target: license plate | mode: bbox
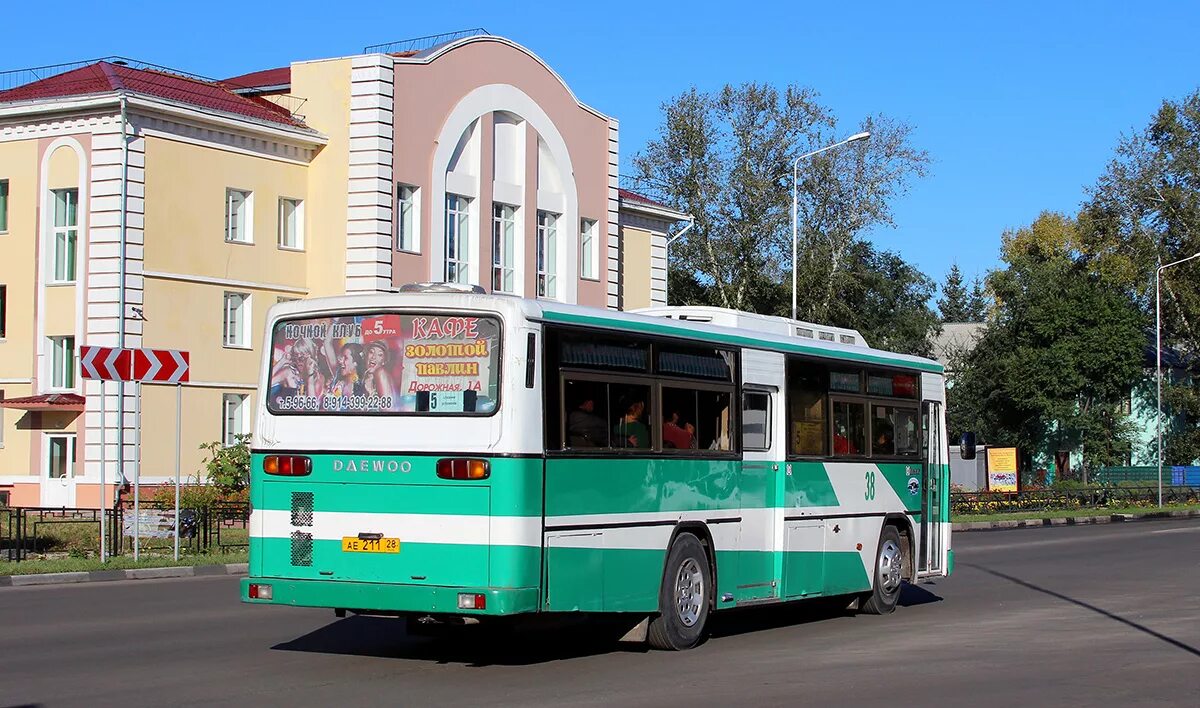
[341,536,400,553]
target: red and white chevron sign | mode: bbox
[79,346,132,381]
[79,346,189,382]
[132,348,190,383]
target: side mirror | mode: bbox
[960,432,977,460]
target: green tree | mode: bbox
[967,276,989,321]
[949,213,1146,471]
[1080,89,1200,463]
[937,264,970,322]
[827,242,941,357]
[634,82,936,353]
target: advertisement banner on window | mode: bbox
[987,447,1019,493]
[268,313,500,414]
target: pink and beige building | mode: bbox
[0,33,687,508]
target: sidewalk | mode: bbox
[0,562,247,588]
[952,508,1200,531]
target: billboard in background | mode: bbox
[987,447,1019,492]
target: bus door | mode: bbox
[739,350,786,603]
[919,400,945,575]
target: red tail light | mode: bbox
[264,455,312,476]
[436,458,490,480]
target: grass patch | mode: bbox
[954,502,1200,523]
[0,551,248,576]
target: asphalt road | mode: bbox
[2,519,1198,708]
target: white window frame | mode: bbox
[225,188,253,244]
[277,197,304,251]
[222,393,249,447]
[537,210,559,299]
[396,184,420,253]
[444,194,472,284]
[50,188,78,284]
[48,335,76,390]
[580,218,599,280]
[0,284,6,340]
[492,203,517,294]
[222,292,251,349]
[45,434,77,479]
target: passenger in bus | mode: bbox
[614,397,651,449]
[567,396,608,447]
[662,410,695,449]
[834,423,859,455]
[363,340,396,401]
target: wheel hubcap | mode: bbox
[878,540,903,595]
[674,558,705,627]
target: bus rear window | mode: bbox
[267,313,501,415]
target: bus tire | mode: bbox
[647,533,711,650]
[861,524,904,615]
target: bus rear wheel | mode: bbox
[647,533,711,650]
[860,525,904,615]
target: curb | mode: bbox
[952,509,1200,532]
[0,562,248,588]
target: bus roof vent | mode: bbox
[396,282,486,294]
[632,305,869,348]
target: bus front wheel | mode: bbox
[647,533,711,650]
[860,525,904,615]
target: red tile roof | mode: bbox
[618,188,674,211]
[0,61,305,128]
[223,66,291,91]
[0,393,85,411]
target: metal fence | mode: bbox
[0,501,249,562]
[951,485,1200,516]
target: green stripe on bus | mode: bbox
[545,546,871,612]
[251,537,541,589]
[251,454,543,515]
[785,461,840,507]
[538,309,944,373]
[545,457,742,516]
[877,462,924,512]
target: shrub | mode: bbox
[199,435,250,494]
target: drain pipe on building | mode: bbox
[663,216,694,305]
[117,92,129,525]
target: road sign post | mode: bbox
[174,384,182,561]
[133,380,141,561]
[79,346,190,563]
[99,380,106,563]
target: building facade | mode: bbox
[0,34,686,508]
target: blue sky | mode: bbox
[5,0,1199,287]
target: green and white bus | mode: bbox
[241,286,952,650]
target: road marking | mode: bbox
[963,523,1200,552]
[1150,526,1200,535]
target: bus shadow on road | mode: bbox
[707,582,943,639]
[272,615,648,667]
[273,583,944,666]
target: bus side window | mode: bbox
[788,361,828,456]
[742,391,771,451]
[610,382,652,450]
[564,379,610,449]
[832,400,866,456]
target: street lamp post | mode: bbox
[791,131,871,321]
[1156,251,1200,507]
[664,216,695,305]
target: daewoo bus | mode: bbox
[241,284,952,650]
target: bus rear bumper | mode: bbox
[240,577,540,616]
